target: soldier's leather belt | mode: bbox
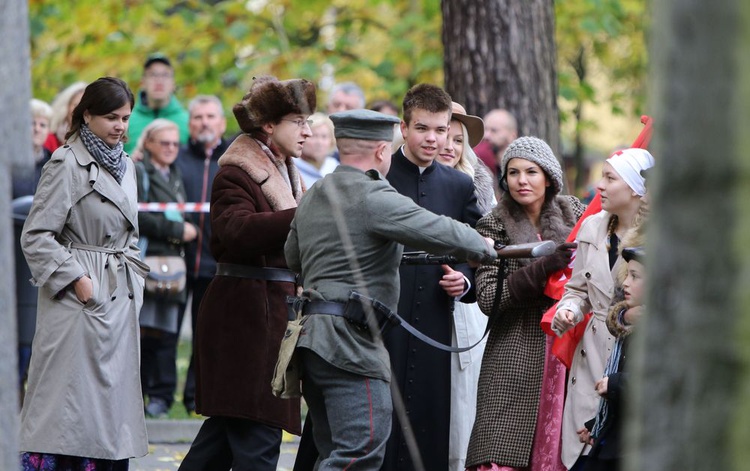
[290,292,487,353]
[216,263,297,283]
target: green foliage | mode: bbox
[28,0,442,134]
[29,0,645,141]
[556,0,649,127]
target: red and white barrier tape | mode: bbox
[138,202,210,213]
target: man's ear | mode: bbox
[262,122,275,135]
[375,142,389,162]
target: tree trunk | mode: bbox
[626,1,749,470]
[441,0,560,156]
[0,0,30,467]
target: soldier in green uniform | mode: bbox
[284,109,498,469]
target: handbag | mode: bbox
[143,255,187,299]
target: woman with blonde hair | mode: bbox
[44,81,87,152]
[552,148,654,471]
[133,118,197,418]
[435,102,495,471]
[294,112,338,188]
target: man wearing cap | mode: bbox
[179,76,314,471]
[125,53,189,154]
[383,83,483,470]
[285,109,497,469]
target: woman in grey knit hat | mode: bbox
[466,136,586,470]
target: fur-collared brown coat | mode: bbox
[193,134,304,434]
[466,194,585,468]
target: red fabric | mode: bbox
[43,133,61,153]
[473,140,498,175]
[540,116,653,368]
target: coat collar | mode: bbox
[217,134,303,211]
[577,210,613,246]
[392,146,437,175]
[66,136,139,231]
[491,194,580,266]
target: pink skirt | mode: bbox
[468,336,567,471]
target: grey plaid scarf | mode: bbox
[79,124,127,184]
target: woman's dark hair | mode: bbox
[66,77,135,142]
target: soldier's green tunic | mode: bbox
[284,165,496,382]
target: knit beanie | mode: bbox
[501,136,564,194]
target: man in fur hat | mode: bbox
[179,76,315,471]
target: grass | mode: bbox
[164,337,196,420]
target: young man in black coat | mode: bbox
[382,84,483,471]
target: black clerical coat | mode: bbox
[382,148,482,470]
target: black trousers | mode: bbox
[142,276,211,406]
[178,417,282,471]
[293,413,318,471]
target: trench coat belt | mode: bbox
[215,263,297,283]
[67,242,150,296]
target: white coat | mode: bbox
[449,301,488,471]
[20,137,149,460]
[556,211,619,468]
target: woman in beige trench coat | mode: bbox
[552,148,655,471]
[20,77,149,471]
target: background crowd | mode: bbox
[13,52,653,471]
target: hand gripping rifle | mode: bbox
[401,240,556,265]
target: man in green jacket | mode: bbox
[125,53,189,154]
[284,109,497,469]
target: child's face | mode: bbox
[623,260,645,307]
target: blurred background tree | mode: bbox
[29,0,647,193]
[556,0,648,193]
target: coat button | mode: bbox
[128,293,134,299]
[585,272,591,279]
[580,349,586,357]
[105,233,112,238]
[101,197,107,202]
[420,191,426,196]
[571,376,576,384]
[105,263,109,269]
[111,296,116,301]
[592,324,597,333]
[418,286,423,291]
[63,145,70,148]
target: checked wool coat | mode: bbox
[466,194,584,468]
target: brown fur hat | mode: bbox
[233,75,317,133]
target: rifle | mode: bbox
[401,240,556,265]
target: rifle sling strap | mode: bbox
[295,292,487,353]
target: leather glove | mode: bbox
[540,242,577,274]
[506,242,577,301]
